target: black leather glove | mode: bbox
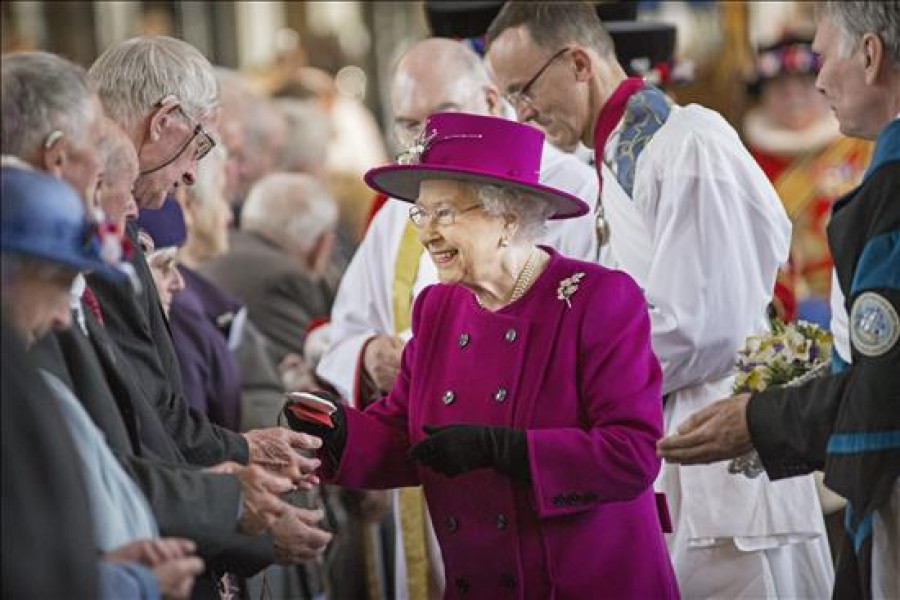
[408,424,530,482]
[282,391,347,467]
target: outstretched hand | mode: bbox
[656,393,754,464]
[244,427,322,489]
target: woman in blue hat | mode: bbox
[1,166,204,600]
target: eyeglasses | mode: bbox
[140,102,216,176]
[503,47,570,109]
[409,203,483,228]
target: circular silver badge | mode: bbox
[850,292,900,357]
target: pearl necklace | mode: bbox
[477,247,544,308]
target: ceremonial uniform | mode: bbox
[748,118,900,599]
[325,250,678,600]
[595,77,833,597]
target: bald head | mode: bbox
[391,38,500,149]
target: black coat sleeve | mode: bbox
[88,239,248,466]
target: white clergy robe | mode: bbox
[600,99,833,598]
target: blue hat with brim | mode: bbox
[1,167,127,281]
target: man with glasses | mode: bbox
[486,3,833,598]
[315,37,600,600]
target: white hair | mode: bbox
[271,99,331,174]
[1,52,95,158]
[475,183,552,242]
[88,36,219,129]
[820,1,900,65]
[241,172,338,253]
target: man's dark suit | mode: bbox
[87,224,248,466]
[201,230,330,365]
[1,317,97,600]
[31,301,276,596]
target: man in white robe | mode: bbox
[486,3,833,597]
[314,37,600,600]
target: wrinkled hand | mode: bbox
[271,506,333,564]
[233,465,294,535]
[363,335,404,393]
[409,424,527,479]
[657,393,754,464]
[105,538,196,567]
[244,427,322,489]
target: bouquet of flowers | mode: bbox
[728,319,833,478]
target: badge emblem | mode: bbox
[850,292,899,357]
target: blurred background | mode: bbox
[1,1,817,137]
[5,0,861,326]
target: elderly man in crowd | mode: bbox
[85,35,314,471]
[659,3,900,598]
[2,48,333,597]
[201,172,338,374]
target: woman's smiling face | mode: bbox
[415,179,506,289]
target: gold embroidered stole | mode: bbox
[393,221,430,600]
[363,220,430,599]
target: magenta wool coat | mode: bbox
[324,248,679,599]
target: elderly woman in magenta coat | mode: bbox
[286,112,678,599]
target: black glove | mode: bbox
[282,391,347,466]
[408,424,530,482]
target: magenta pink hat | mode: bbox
[364,112,589,220]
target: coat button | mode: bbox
[458,333,470,348]
[496,514,507,530]
[504,328,517,342]
[445,516,459,532]
[442,390,455,405]
[494,387,508,403]
[455,577,470,595]
[501,574,517,589]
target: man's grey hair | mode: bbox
[820,1,900,65]
[271,99,331,174]
[241,172,338,254]
[1,52,95,159]
[475,183,552,242]
[393,38,493,89]
[486,1,615,59]
[88,36,219,129]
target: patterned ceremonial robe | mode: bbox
[323,249,679,600]
[744,108,872,322]
[593,77,833,598]
[315,141,601,599]
[749,118,900,599]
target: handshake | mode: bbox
[204,425,334,564]
[281,391,530,482]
